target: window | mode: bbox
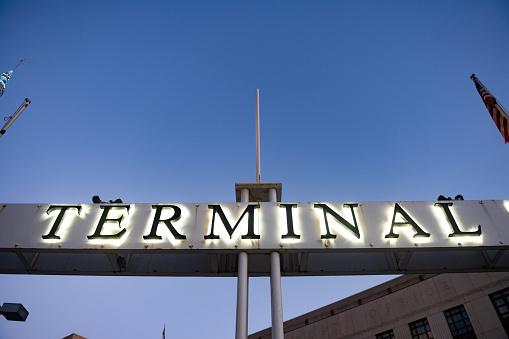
[444,305,476,339]
[376,329,395,339]
[489,287,509,335]
[409,318,433,339]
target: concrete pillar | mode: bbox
[236,251,249,339]
[241,188,249,203]
[236,188,250,339]
[268,186,283,338]
[270,251,284,339]
[268,188,277,203]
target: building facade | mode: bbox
[249,272,509,339]
[62,333,87,339]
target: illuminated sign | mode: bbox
[1,200,508,251]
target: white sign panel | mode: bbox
[1,200,508,251]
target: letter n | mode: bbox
[314,204,360,239]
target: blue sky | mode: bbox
[1,1,508,338]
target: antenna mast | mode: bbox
[256,89,261,183]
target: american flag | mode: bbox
[162,325,165,339]
[471,74,509,143]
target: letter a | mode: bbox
[385,203,430,239]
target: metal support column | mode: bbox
[241,188,249,204]
[268,188,276,203]
[269,186,284,339]
[236,188,250,339]
[236,251,249,339]
[270,251,284,339]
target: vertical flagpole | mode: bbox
[235,90,261,339]
[256,89,261,183]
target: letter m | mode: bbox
[204,204,260,239]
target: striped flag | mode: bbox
[471,74,509,143]
[0,60,24,98]
[162,324,165,339]
[0,70,13,98]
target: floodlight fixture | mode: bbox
[0,303,29,321]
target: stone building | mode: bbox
[249,272,509,339]
[62,333,87,339]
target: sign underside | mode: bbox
[0,200,508,276]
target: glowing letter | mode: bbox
[42,205,82,240]
[385,203,430,238]
[280,204,300,239]
[144,205,186,240]
[204,204,260,239]
[87,205,129,240]
[434,202,482,237]
[313,204,360,239]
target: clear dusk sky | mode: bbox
[1,1,508,338]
